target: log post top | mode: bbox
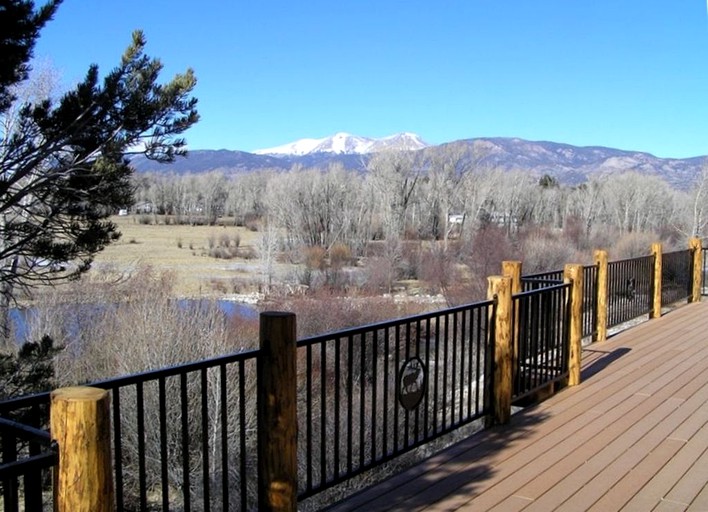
[51,387,108,402]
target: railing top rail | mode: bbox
[521,270,563,280]
[513,282,570,300]
[662,249,691,257]
[86,346,260,390]
[0,451,58,480]
[298,298,494,348]
[0,346,260,414]
[0,391,50,413]
[0,417,52,443]
[520,277,564,285]
[607,254,655,265]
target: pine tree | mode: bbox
[0,334,58,402]
[0,1,199,339]
[0,0,60,112]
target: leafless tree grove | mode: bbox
[131,149,703,305]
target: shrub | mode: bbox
[611,231,657,259]
[519,228,578,273]
[419,243,457,294]
[304,246,326,272]
[329,243,351,268]
[244,215,260,232]
[237,247,257,260]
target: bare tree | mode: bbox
[258,218,279,294]
[368,150,422,239]
[420,143,472,246]
[683,164,708,239]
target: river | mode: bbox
[8,299,259,344]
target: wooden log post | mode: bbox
[488,276,512,425]
[501,261,522,295]
[593,250,608,343]
[502,261,522,384]
[689,237,703,303]
[651,243,662,318]
[257,312,297,512]
[51,386,114,512]
[564,264,583,387]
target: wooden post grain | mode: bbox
[488,276,512,425]
[501,261,522,295]
[258,312,297,512]
[564,264,583,386]
[51,386,114,512]
[651,243,662,318]
[689,237,703,303]
[593,250,608,343]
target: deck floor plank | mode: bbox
[569,380,708,511]
[526,370,708,511]
[328,302,708,512]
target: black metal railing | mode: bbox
[522,267,596,340]
[662,250,692,306]
[512,283,570,401]
[0,350,260,512]
[702,247,707,296]
[582,265,598,339]
[607,255,654,328]
[0,417,57,512]
[521,270,564,291]
[296,300,494,499]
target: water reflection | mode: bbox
[9,299,258,344]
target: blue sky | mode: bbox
[33,1,708,157]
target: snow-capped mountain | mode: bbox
[254,132,428,156]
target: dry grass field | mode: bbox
[88,215,270,297]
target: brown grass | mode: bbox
[88,215,265,297]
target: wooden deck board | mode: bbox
[329,301,708,512]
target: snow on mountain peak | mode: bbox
[254,132,427,156]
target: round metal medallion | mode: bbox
[398,357,426,411]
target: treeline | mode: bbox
[133,149,708,302]
[135,151,704,242]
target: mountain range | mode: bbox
[131,133,708,190]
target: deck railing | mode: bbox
[582,264,598,338]
[512,282,570,401]
[0,351,259,511]
[607,255,654,328]
[702,247,708,295]
[296,300,494,499]
[0,417,56,512]
[661,250,693,306]
[0,238,704,511]
[521,266,596,340]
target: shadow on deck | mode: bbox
[329,301,708,511]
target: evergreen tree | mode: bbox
[0,1,199,338]
[0,334,58,402]
[0,0,59,112]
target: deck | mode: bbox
[329,301,708,511]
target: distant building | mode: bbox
[447,213,465,238]
[132,201,154,214]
